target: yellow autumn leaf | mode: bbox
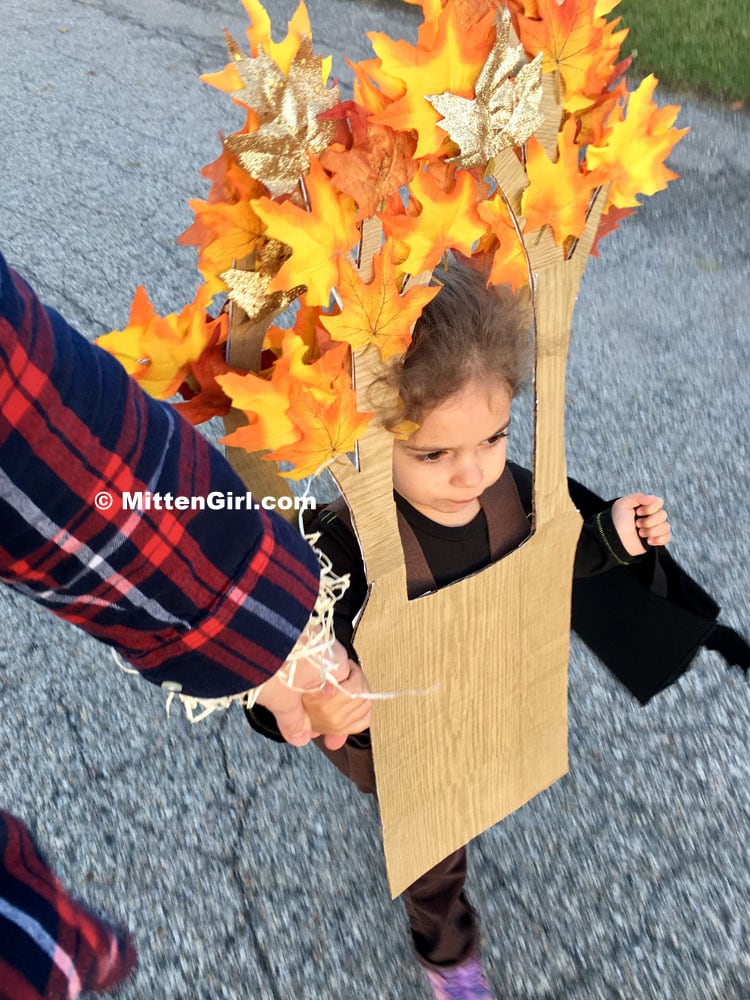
[269,372,371,479]
[252,153,359,305]
[381,166,489,275]
[320,242,439,360]
[520,116,599,244]
[585,75,688,208]
[97,286,226,399]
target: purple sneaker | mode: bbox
[424,957,496,1000]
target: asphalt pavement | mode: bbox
[1,0,749,997]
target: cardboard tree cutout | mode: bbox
[97,0,687,896]
[328,181,609,895]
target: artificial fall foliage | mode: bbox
[97,0,687,479]
[97,285,228,399]
[381,165,490,274]
[520,116,600,244]
[223,35,339,199]
[252,154,360,306]
[174,339,233,424]
[585,75,688,208]
[425,11,544,168]
[476,194,529,290]
[218,333,369,479]
[320,242,440,360]
[511,0,630,116]
[360,2,497,158]
[319,102,418,221]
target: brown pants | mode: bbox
[315,735,480,968]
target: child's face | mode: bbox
[392,378,512,527]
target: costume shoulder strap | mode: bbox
[316,496,436,599]
[481,466,531,561]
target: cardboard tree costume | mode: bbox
[98,0,749,895]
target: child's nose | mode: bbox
[451,455,483,488]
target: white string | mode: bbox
[111,648,138,674]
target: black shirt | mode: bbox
[393,493,494,589]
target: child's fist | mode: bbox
[612,493,672,557]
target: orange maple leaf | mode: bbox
[219,329,370,478]
[575,77,628,147]
[589,203,635,257]
[520,116,599,244]
[178,148,266,294]
[380,166,489,274]
[182,197,266,295]
[274,331,344,407]
[582,13,629,100]
[319,102,418,220]
[268,369,371,479]
[350,56,392,117]
[585,75,688,208]
[404,0,497,47]
[96,285,156,380]
[364,2,496,158]
[219,378,298,454]
[320,242,439,360]
[252,153,359,306]
[200,59,244,97]
[514,0,623,114]
[200,143,261,206]
[476,195,529,290]
[263,298,324,361]
[97,286,227,400]
[202,0,316,92]
[218,329,340,444]
[241,0,313,73]
[409,0,442,48]
[217,361,298,455]
[174,338,234,424]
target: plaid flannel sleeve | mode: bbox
[0,811,136,1000]
[0,252,320,698]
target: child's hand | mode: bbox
[611,493,672,556]
[304,660,372,751]
[254,635,352,746]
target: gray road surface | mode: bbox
[1,0,749,997]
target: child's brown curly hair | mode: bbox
[371,258,533,432]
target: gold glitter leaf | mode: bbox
[225,35,340,198]
[222,268,305,322]
[426,10,544,169]
[223,32,286,123]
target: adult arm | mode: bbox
[245,503,370,744]
[0,250,323,702]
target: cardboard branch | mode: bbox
[223,255,297,520]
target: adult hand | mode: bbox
[254,632,350,746]
[612,493,672,556]
[303,660,372,752]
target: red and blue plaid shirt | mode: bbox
[0,251,320,698]
[0,251,321,997]
[0,811,136,999]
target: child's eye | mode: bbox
[415,450,446,463]
[484,430,509,447]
